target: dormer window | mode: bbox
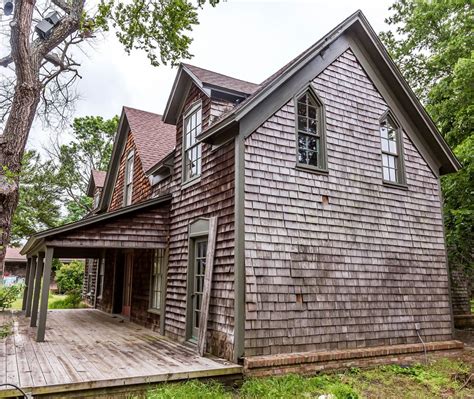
[183,102,202,183]
[296,87,326,171]
[124,150,134,205]
[380,111,404,184]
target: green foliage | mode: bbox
[0,284,22,311]
[53,115,118,222]
[10,151,62,245]
[55,261,84,294]
[91,0,219,67]
[48,291,86,309]
[0,322,12,339]
[146,380,231,399]
[382,0,473,279]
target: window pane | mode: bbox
[381,138,389,153]
[380,122,388,139]
[383,166,390,181]
[308,151,319,167]
[298,116,307,132]
[389,168,396,182]
[389,139,397,154]
[298,94,308,105]
[308,118,317,134]
[308,106,317,120]
[298,149,307,164]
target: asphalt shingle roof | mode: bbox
[123,107,176,173]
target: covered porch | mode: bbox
[0,309,241,397]
[20,195,171,342]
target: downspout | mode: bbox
[233,133,246,364]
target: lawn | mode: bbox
[10,292,87,310]
[144,357,473,399]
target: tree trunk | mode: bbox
[0,79,41,277]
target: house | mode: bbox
[21,11,461,369]
[3,247,27,285]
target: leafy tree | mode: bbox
[49,115,118,219]
[55,260,84,294]
[0,0,218,272]
[381,1,473,285]
[10,151,62,245]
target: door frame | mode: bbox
[122,252,133,318]
[185,218,210,341]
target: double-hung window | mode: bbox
[296,88,326,171]
[380,112,404,184]
[150,249,165,310]
[183,103,202,183]
[124,150,134,205]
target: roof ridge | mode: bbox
[123,106,163,117]
[182,63,259,87]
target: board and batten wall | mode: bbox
[243,49,453,357]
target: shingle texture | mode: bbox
[243,50,453,356]
[91,170,106,188]
[183,63,259,95]
[123,107,176,173]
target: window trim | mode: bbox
[123,150,134,206]
[97,258,105,300]
[379,109,407,187]
[293,84,328,173]
[181,100,203,185]
[148,248,166,312]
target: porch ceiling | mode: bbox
[21,194,171,256]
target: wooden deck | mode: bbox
[0,309,241,397]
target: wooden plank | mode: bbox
[30,254,44,327]
[25,256,37,317]
[197,216,218,356]
[21,258,31,311]
[37,247,53,342]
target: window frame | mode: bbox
[181,100,203,186]
[123,150,134,206]
[294,85,328,174]
[379,110,406,187]
[97,258,105,300]
[148,248,166,313]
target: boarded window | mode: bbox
[124,150,134,205]
[296,89,326,170]
[380,112,404,184]
[183,104,202,183]
[150,249,165,310]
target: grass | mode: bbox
[9,292,87,310]
[144,358,473,399]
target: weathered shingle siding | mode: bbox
[109,131,151,211]
[243,49,452,356]
[164,84,236,360]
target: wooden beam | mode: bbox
[25,256,37,317]
[37,247,53,342]
[30,253,44,327]
[159,246,169,336]
[197,216,218,356]
[21,257,31,311]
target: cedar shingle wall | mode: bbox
[243,50,452,356]
[164,84,236,361]
[131,249,161,330]
[109,131,151,211]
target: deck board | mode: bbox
[0,309,241,397]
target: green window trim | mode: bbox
[294,85,328,172]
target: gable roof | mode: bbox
[182,64,259,95]
[86,170,107,197]
[98,107,176,212]
[123,107,176,173]
[197,10,460,175]
[163,64,259,124]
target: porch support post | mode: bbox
[21,257,32,311]
[30,253,45,327]
[25,255,37,317]
[37,247,53,342]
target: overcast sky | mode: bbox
[26,0,394,151]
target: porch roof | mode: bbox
[21,194,171,257]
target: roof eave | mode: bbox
[21,194,172,256]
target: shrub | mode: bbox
[55,260,84,294]
[0,284,22,310]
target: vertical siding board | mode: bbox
[243,49,452,356]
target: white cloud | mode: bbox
[27,0,393,150]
